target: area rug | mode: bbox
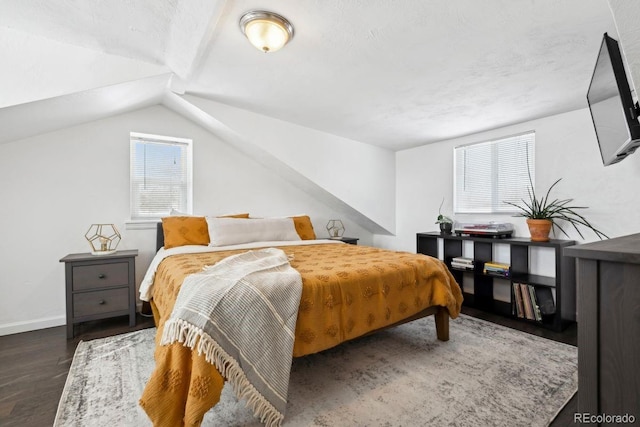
[54,315,577,426]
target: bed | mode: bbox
[139,216,463,427]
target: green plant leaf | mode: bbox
[502,174,608,239]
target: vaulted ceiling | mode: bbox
[0,0,618,150]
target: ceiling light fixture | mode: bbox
[240,10,294,53]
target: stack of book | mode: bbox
[483,261,510,277]
[450,257,474,270]
[513,283,556,322]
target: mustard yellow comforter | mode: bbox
[140,243,462,426]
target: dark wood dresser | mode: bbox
[565,234,640,421]
[60,250,137,338]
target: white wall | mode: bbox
[375,107,640,252]
[0,105,372,335]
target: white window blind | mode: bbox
[130,132,193,220]
[454,132,535,214]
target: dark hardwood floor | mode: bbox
[0,309,577,426]
[0,314,155,427]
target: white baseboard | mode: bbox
[0,315,66,336]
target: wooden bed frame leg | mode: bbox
[435,307,450,341]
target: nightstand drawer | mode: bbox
[72,262,129,290]
[73,288,129,318]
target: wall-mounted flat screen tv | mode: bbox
[587,33,640,166]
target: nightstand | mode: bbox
[330,237,359,245]
[60,250,137,338]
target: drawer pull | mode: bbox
[98,300,106,305]
[98,274,106,279]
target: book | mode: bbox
[513,283,524,318]
[528,285,542,321]
[484,270,510,278]
[484,261,510,269]
[519,283,534,320]
[483,265,510,277]
[483,261,510,277]
[451,262,474,270]
[484,266,508,272]
[484,266,509,273]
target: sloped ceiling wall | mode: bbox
[0,75,170,144]
[162,93,396,234]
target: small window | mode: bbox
[454,132,535,214]
[130,132,193,220]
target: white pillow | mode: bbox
[207,217,301,247]
[170,208,190,216]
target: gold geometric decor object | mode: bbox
[326,219,345,239]
[85,224,121,255]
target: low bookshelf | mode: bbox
[417,232,576,331]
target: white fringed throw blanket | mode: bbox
[161,248,302,427]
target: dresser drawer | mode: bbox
[73,288,129,318]
[72,262,129,290]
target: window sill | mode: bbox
[125,219,160,230]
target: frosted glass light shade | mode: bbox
[240,11,294,53]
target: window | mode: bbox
[454,132,534,214]
[130,132,192,220]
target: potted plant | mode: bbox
[503,178,608,242]
[435,198,454,234]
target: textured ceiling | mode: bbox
[0,0,174,63]
[0,0,618,150]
